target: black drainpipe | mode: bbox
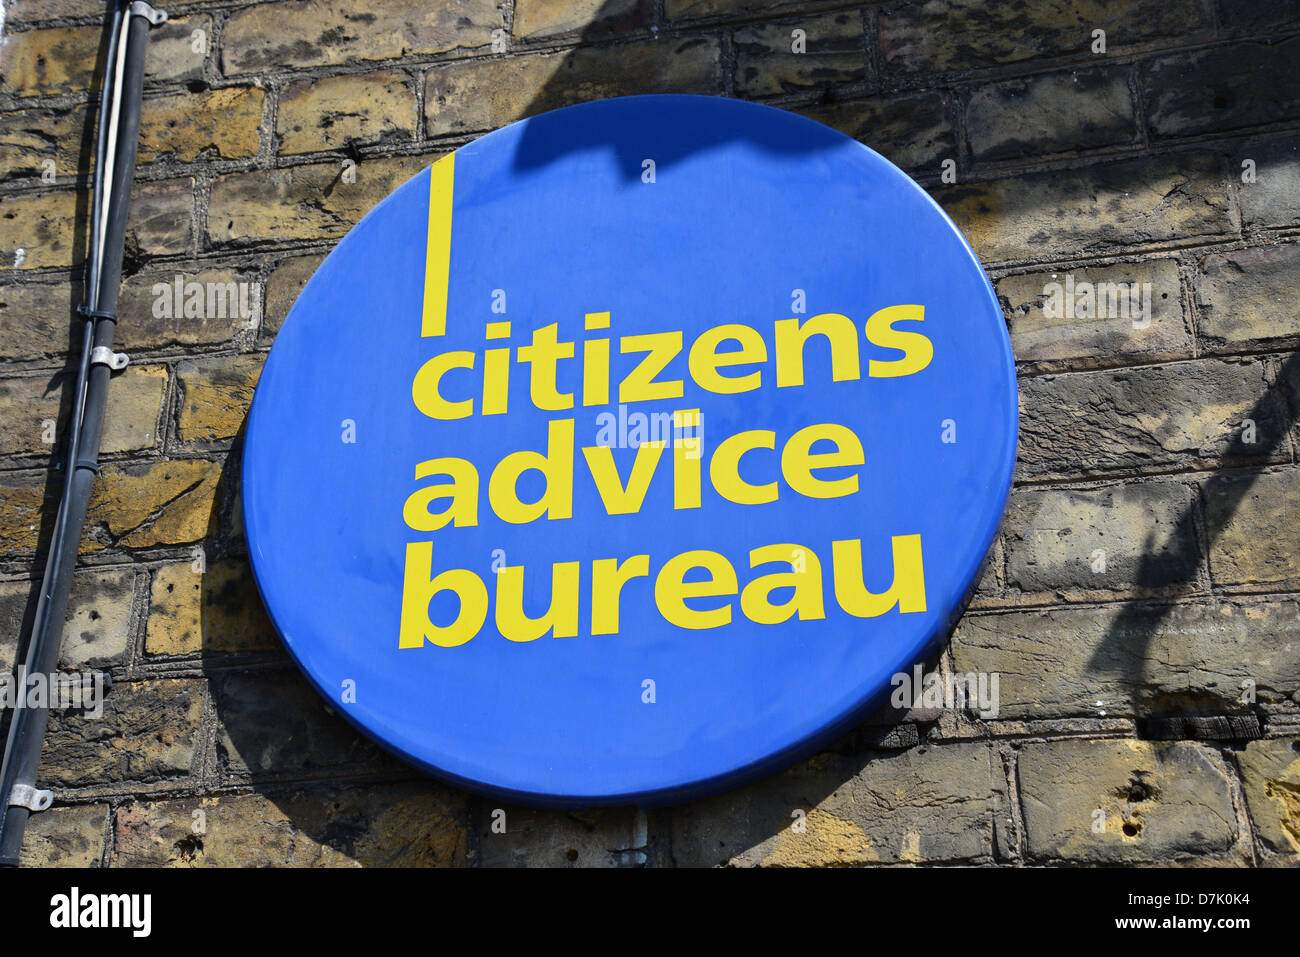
[0,0,167,867]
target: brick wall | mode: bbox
[1,0,1297,867]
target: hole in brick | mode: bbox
[187,80,208,94]
[173,835,204,861]
[1122,822,1139,837]
[1128,779,1155,803]
[565,848,578,862]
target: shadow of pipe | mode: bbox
[1084,351,1300,730]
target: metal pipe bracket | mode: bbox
[90,347,129,371]
[128,1,168,25]
[8,785,53,814]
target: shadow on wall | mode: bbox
[1086,350,1300,724]
[198,431,476,868]
[17,1,1296,865]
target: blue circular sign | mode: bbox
[243,95,1017,806]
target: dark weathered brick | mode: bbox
[119,268,260,352]
[283,784,469,866]
[222,0,502,74]
[937,152,1231,263]
[263,253,325,337]
[1142,714,1261,741]
[671,744,998,865]
[953,599,1300,719]
[1002,480,1201,599]
[0,567,135,672]
[144,15,211,85]
[5,0,105,24]
[1018,739,1241,863]
[20,803,108,867]
[478,806,643,867]
[879,0,1207,74]
[425,38,720,137]
[41,679,205,787]
[0,364,166,457]
[967,66,1137,161]
[799,91,954,171]
[515,0,655,39]
[1284,355,1300,462]
[210,669,391,780]
[0,106,85,184]
[1017,358,1288,479]
[208,156,428,245]
[126,178,196,258]
[0,280,79,360]
[997,260,1187,368]
[1216,0,1300,32]
[1145,39,1300,139]
[113,784,468,866]
[1237,137,1300,229]
[666,0,816,21]
[1197,243,1300,349]
[0,269,261,363]
[733,13,865,97]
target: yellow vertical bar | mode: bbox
[422,153,455,338]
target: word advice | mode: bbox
[399,306,934,647]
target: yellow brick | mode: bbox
[146,559,278,656]
[277,71,412,155]
[176,353,264,444]
[139,87,265,163]
[0,24,100,97]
